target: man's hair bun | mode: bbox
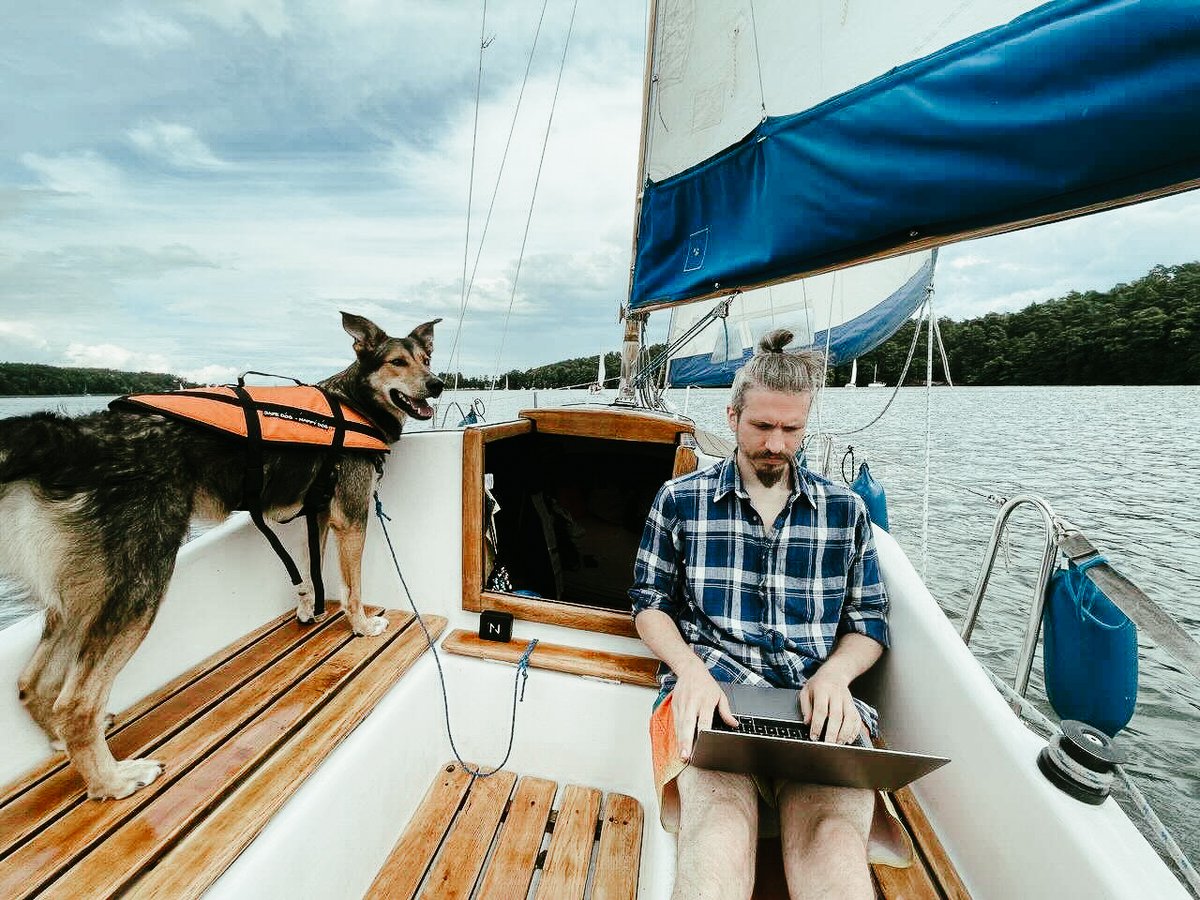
[757,329,794,354]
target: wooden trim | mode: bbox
[520,407,693,443]
[476,419,534,442]
[124,614,445,900]
[477,592,638,638]
[441,630,659,688]
[889,785,971,900]
[672,443,698,478]
[462,426,484,613]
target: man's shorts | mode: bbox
[650,689,913,866]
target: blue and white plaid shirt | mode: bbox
[630,455,889,734]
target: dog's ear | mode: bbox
[341,312,388,354]
[408,318,442,356]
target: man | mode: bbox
[630,330,889,899]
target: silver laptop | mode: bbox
[690,683,950,791]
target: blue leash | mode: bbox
[373,490,536,779]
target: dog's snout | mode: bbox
[427,377,444,398]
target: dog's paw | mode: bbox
[87,758,165,801]
[296,585,316,623]
[103,712,116,732]
[50,737,65,752]
[352,614,389,638]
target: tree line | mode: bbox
[0,363,183,396]
[836,261,1200,386]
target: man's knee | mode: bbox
[678,766,758,820]
[778,783,872,853]
[674,767,758,894]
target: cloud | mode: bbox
[63,342,172,373]
[0,321,49,350]
[20,151,123,199]
[128,121,227,169]
[181,363,239,385]
[94,9,191,52]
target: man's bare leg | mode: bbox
[778,782,874,900]
[673,766,758,900]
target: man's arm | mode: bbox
[635,609,738,759]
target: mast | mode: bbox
[617,0,659,403]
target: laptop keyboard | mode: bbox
[713,715,811,741]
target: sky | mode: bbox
[2,1,1197,385]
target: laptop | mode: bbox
[690,683,950,791]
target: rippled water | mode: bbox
[2,387,1198,867]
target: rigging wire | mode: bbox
[446,0,552,383]
[490,0,581,387]
[747,0,768,118]
[447,0,490,389]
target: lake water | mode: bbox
[2,387,1198,868]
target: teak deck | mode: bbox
[367,761,644,900]
[0,604,445,900]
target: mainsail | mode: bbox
[626,0,1200,317]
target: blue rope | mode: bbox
[373,490,537,779]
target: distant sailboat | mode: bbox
[844,358,858,388]
[589,351,606,394]
[868,364,886,388]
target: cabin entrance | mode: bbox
[462,408,700,636]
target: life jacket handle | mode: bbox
[237,370,307,388]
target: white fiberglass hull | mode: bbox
[0,425,1185,898]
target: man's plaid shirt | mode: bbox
[629,455,889,734]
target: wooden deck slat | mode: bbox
[365,762,476,900]
[125,614,445,900]
[44,612,422,900]
[0,609,346,855]
[0,613,366,900]
[417,769,518,900]
[873,852,944,899]
[592,792,644,900]
[475,776,557,900]
[441,629,660,688]
[0,607,303,806]
[535,784,603,900]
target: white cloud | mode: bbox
[0,321,49,350]
[63,343,172,373]
[20,151,122,199]
[128,121,227,169]
[94,9,191,52]
[181,363,239,385]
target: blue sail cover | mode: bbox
[668,255,933,386]
[630,0,1200,311]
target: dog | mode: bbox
[0,312,442,800]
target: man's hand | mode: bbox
[799,666,863,745]
[672,659,739,760]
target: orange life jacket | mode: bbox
[111,383,390,617]
[113,385,390,452]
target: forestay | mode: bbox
[628,0,1200,313]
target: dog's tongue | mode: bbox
[412,399,434,419]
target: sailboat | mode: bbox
[845,358,859,388]
[2,2,1199,898]
[589,351,606,393]
[868,364,887,388]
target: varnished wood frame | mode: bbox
[461,411,697,638]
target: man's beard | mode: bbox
[748,452,789,487]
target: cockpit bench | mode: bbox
[367,761,644,899]
[0,604,444,899]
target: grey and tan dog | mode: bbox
[0,312,442,800]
